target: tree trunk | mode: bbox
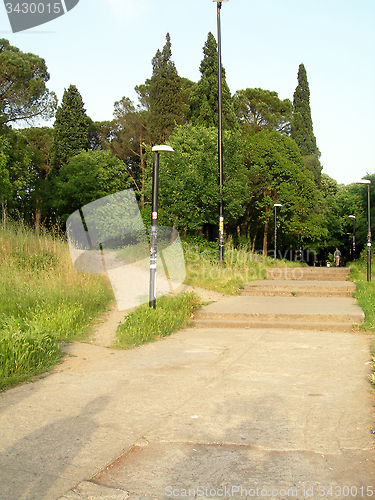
[263,219,268,256]
[1,196,6,227]
[35,208,41,235]
[139,132,145,209]
[251,228,257,253]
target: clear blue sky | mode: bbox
[1,0,374,185]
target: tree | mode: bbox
[187,32,236,130]
[234,88,292,134]
[0,38,57,125]
[54,150,131,224]
[0,126,32,221]
[147,33,185,143]
[110,97,152,207]
[244,130,326,255]
[21,127,53,231]
[87,119,113,151]
[291,63,322,185]
[0,136,12,224]
[50,85,90,174]
[156,125,247,236]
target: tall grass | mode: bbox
[0,220,114,391]
[348,253,375,389]
[183,237,304,294]
[349,251,375,332]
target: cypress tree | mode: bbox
[148,33,185,143]
[187,32,236,130]
[50,84,89,173]
[291,64,318,155]
[291,64,322,184]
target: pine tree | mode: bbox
[148,33,185,143]
[50,85,89,173]
[187,32,236,130]
[291,64,322,184]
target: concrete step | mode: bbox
[266,267,351,281]
[241,290,352,297]
[193,318,355,332]
[191,295,364,332]
[242,280,356,298]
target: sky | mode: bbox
[1,0,374,186]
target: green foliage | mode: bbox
[116,292,201,349]
[187,32,236,130]
[244,129,327,253]
[234,88,292,134]
[291,64,322,185]
[0,38,57,125]
[54,149,131,223]
[20,126,54,227]
[111,96,151,204]
[148,33,185,143]
[0,126,33,219]
[156,125,248,233]
[0,220,114,391]
[291,64,319,156]
[50,85,90,173]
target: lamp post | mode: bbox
[149,145,174,308]
[348,215,356,260]
[213,0,228,263]
[356,179,371,282]
[274,203,282,261]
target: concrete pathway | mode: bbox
[0,274,374,500]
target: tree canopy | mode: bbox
[234,88,292,134]
[50,84,90,173]
[147,33,186,143]
[187,32,236,130]
[0,38,57,125]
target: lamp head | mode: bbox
[274,203,282,207]
[348,215,356,219]
[152,145,175,153]
[356,179,371,184]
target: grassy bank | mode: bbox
[349,257,375,332]
[0,221,114,391]
[348,256,375,388]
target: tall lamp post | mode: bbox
[348,215,356,260]
[356,179,371,282]
[213,0,228,263]
[274,203,282,261]
[149,145,174,308]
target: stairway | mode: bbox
[192,267,364,332]
[265,266,350,281]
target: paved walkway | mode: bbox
[0,273,374,500]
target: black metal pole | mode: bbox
[217,1,224,263]
[149,151,159,307]
[367,183,371,282]
[274,206,277,261]
[353,218,356,260]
